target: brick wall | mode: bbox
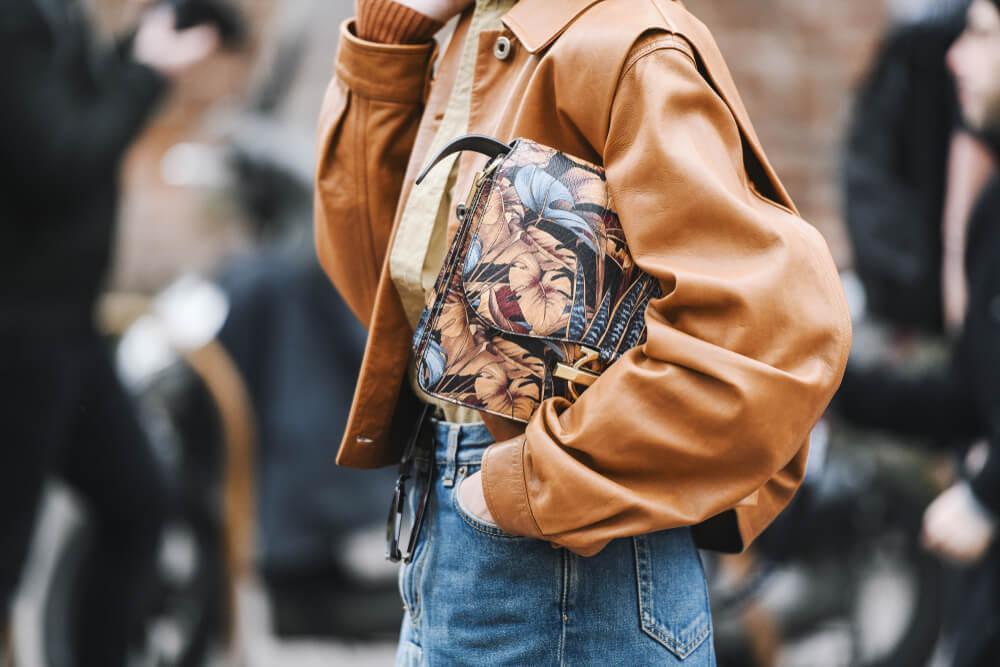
[108,0,893,292]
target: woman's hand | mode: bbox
[134,6,220,79]
[373,0,472,24]
[458,471,497,525]
[922,482,997,565]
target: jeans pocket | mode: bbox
[452,465,530,541]
[634,529,712,660]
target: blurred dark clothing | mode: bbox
[840,162,1000,666]
[950,545,1000,667]
[0,331,170,665]
[0,2,170,663]
[217,247,395,573]
[844,8,966,333]
[838,171,1000,516]
[0,0,166,328]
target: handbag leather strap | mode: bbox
[415,134,513,185]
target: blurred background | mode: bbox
[2,0,998,665]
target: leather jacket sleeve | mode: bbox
[314,20,436,327]
[481,36,852,556]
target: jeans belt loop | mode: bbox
[441,423,461,488]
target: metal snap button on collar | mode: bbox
[493,35,512,61]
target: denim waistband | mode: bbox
[429,419,495,480]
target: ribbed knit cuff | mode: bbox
[356,0,443,44]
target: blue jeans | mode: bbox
[395,420,716,666]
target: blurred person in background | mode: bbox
[845,0,972,335]
[838,0,1000,663]
[0,1,218,664]
[845,0,995,337]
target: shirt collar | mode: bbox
[501,0,604,53]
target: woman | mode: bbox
[314,0,851,663]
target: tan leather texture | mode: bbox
[314,0,852,556]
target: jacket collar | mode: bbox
[501,0,604,53]
[500,0,795,212]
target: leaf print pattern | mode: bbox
[421,339,446,387]
[514,165,598,253]
[568,268,587,340]
[475,364,539,421]
[508,253,572,336]
[413,138,661,423]
[463,236,482,277]
[486,285,530,334]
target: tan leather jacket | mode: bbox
[314,0,852,556]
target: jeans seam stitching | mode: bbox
[407,536,428,625]
[558,548,569,666]
[633,535,711,658]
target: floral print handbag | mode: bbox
[412,134,662,423]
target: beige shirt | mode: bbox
[388,0,516,423]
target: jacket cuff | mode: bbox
[481,436,545,539]
[335,18,436,104]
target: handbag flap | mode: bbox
[412,137,660,423]
[460,139,654,357]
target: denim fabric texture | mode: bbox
[395,420,716,666]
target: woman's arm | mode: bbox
[0,4,214,196]
[313,17,439,327]
[941,130,994,333]
[835,357,982,442]
[8,60,164,191]
[480,34,851,556]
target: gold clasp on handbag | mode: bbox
[458,171,483,221]
[553,347,603,400]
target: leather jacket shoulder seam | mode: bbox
[620,34,697,82]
